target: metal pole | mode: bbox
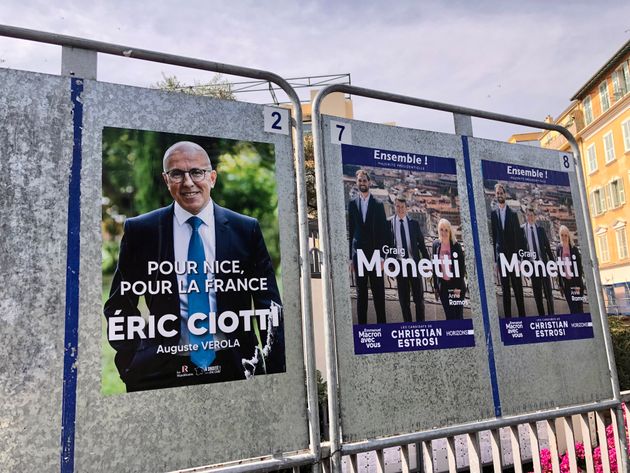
[340,399,619,456]
[0,23,320,471]
[291,87,323,467]
[560,134,623,400]
[311,85,343,473]
[311,83,576,136]
[0,24,284,83]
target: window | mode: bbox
[600,81,610,112]
[598,234,610,262]
[613,61,630,101]
[604,131,615,163]
[583,96,594,125]
[623,119,630,152]
[586,144,598,173]
[608,177,626,208]
[591,187,607,215]
[616,227,629,259]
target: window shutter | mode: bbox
[623,121,630,151]
[613,74,621,100]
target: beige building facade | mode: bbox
[540,40,630,313]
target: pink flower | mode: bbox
[560,453,571,473]
[532,420,625,473]
[539,448,553,473]
[575,442,585,460]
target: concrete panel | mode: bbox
[74,82,308,470]
[466,137,613,414]
[0,69,74,470]
[320,116,496,442]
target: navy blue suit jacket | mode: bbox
[104,202,284,387]
[520,223,554,263]
[389,216,430,262]
[491,205,526,260]
[348,194,391,259]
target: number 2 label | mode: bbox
[263,107,290,135]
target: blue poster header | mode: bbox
[481,160,570,186]
[342,144,456,174]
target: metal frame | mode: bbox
[0,24,320,473]
[168,73,352,100]
[311,83,628,473]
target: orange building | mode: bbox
[540,40,630,313]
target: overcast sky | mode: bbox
[0,0,629,140]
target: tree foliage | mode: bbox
[213,139,279,270]
[153,73,235,100]
[304,132,318,219]
[609,316,630,391]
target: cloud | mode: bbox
[0,0,628,138]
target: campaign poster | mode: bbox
[343,144,475,355]
[481,160,593,345]
[101,127,285,395]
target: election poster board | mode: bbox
[342,144,475,354]
[481,160,593,346]
[101,127,285,394]
[74,80,309,471]
[322,116,496,442]
[467,137,612,416]
[1,70,309,473]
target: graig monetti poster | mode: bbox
[343,144,475,355]
[102,127,285,394]
[481,160,593,345]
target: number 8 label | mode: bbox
[558,152,574,172]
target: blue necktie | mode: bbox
[187,216,216,369]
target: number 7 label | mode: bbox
[330,121,352,145]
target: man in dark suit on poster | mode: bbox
[348,169,391,324]
[104,141,284,392]
[490,183,526,318]
[389,197,430,322]
[521,205,555,316]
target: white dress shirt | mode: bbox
[359,194,370,222]
[173,201,218,348]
